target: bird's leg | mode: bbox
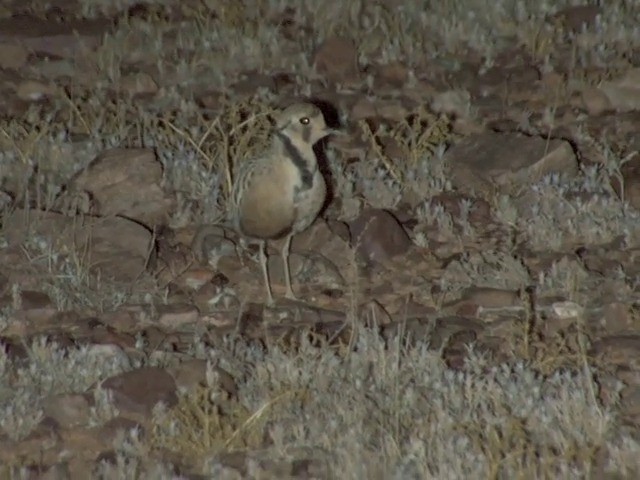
[259,240,275,306]
[281,234,298,300]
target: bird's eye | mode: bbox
[299,117,310,125]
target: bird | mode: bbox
[228,102,338,305]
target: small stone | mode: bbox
[458,287,520,310]
[598,68,640,112]
[167,359,237,396]
[376,100,409,122]
[313,36,359,83]
[551,300,584,319]
[100,367,178,422]
[0,15,109,58]
[63,148,174,227]
[620,385,640,420]
[85,343,130,366]
[43,393,92,429]
[598,302,634,333]
[191,227,237,269]
[431,89,472,118]
[16,80,57,101]
[350,98,377,120]
[445,132,578,198]
[552,5,601,31]
[3,209,155,283]
[18,290,57,324]
[590,335,640,369]
[349,209,413,266]
[156,303,199,327]
[374,61,408,87]
[176,268,217,291]
[0,43,28,69]
[119,72,158,97]
[618,157,640,212]
[581,87,612,115]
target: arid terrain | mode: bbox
[1,0,640,478]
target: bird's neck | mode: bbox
[273,132,318,189]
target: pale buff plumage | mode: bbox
[229,102,336,304]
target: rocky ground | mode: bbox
[1,0,640,478]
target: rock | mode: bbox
[373,61,408,88]
[429,316,485,350]
[167,359,237,397]
[617,157,640,211]
[42,394,92,429]
[552,5,601,31]
[60,417,141,456]
[313,36,359,83]
[88,216,154,280]
[445,132,578,197]
[551,300,584,319]
[598,68,640,112]
[426,192,493,229]
[258,220,351,290]
[617,367,640,387]
[84,343,131,367]
[291,219,351,262]
[191,225,237,269]
[174,267,217,291]
[590,335,640,369]
[88,324,137,353]
[350,97,377,120]
[348,209,413,266]
[0,190,11,212]
[28,462,71,480]
[3,210,155,283]
[156,303,199,328]
[15,79,58,101]
[119,72,158,97]
[376,100,409,122]
[17,290,57,324]
[620,385,640,423]
[431,89,472,119]
[100,367,178,423]
[63,148,174,227]
[100,305,146,332]
[0,43,28,69]
[381,318,431,345]
[31,59,76,79]
[443,329,481,370]
[581,87,612,115]
[457,287,521,310]
[597,302,635,334]
[5,417,62,465]
[0,15,110,59]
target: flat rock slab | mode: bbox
[100,367,178,423]
[0,15,111,58]
[63,148,175,227]
[445,132,578,197]
[349,208,413,266]
[3,209,153,282]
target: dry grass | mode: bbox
[1,0,640,477]
[1,331,637,477]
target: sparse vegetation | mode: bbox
[0,0,639,477]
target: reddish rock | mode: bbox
[100,367,178,422]
[42,393,92,429]
[64,148,174,227]
[313,36,359,83]
[349,209,413,266]
[444,132,578,197]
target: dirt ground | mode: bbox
[1,0,640,478]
